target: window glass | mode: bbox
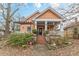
[15,24,20,31]
[27,26,31,32]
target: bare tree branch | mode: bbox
[0,19,5,27]
[10,8,19,18]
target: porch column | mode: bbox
[35,21,37,29]
[45,21,47,31]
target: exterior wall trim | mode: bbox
[35,19,62,22]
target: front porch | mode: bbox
[34,19,61,36]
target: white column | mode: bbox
[45,21,47,31]
[35,21,37,29]
[53,22,55,25]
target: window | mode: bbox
[74,28,78,34]
[27,26,31,32]
[15,24,20,31]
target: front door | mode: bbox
[38,28,43,35]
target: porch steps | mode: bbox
[37,35,46,44]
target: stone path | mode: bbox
[37,35,46,44]
[34,44,47,51]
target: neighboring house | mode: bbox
[64,20,79,39]
[0,29,5,37]
[14,7,63,36]
[13,22,20,33]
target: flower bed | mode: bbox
[46,37,72,50]
[8,33,34,48]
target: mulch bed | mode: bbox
[0,39,79,56]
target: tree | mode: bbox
[0,3,23,36]
[58,3,79,21]
[57,3,79,28]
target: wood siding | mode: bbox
[36,10,61,19]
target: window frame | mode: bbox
[27,26,31,32]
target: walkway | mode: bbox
[37,35,46,44]
[1,39,79,55]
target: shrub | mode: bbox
[46,36,72,50]
[55,38,64,46]
[44,31,49,36]
[8,33,33,47]
[54,37,72,47]
[32,29,37,34]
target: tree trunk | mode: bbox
[4,20,10,36]
[4,3,11,37]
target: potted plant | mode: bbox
[32,29,37,43]
[32,29,37,34]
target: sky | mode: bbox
[17,3,70,18]
[0,3,70,27]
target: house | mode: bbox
[64,19,79,39]
[14,7,63,36]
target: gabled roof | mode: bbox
[34,7,63,19]
[17,7,64,24]
[25,11,40,22]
